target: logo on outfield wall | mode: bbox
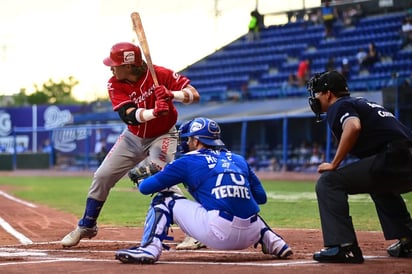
[44,106,73,129]
[0,111,12,137]
[43,106,88,153]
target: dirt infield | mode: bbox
[0,170,411,273]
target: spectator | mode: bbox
[41,139,53,153]
[41,138,57,165]
[342,4,364,27]
[297,58,312,87]
[281,73,299,93]
[15,142,26,153]
[356,47,367,66]
[247,9,263,41]
[325,56,335,72]
[401,17,412,49]
[340,58,351,79]
[94,138,108,165]
[360,42,380,70]
[321,0,338,38]
[268,157,281,172]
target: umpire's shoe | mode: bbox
[61,226,98,247]
[387,237,412,258]
[313,244,364,264]
[115,246,158,264]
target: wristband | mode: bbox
[135,108,156,123]
[183,88,194,104]
[172,88,194,104]
[172,90,185,102]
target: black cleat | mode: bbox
[387,238,412,258]
[313,245,364,264]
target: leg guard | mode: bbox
[141,192,186,249]
[255,215,291,257]
[78,198,104,228]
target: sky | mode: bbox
[0,0,319,102]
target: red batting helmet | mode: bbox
[103,42,142,67]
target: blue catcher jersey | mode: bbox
[139,148,267,218]
[327,96,412,158]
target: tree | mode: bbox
[31,76,80,104]
[9,76,81,106]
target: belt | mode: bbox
[218,211,258,223]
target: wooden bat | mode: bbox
[131,12,159,86]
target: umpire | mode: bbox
[307,70,412,263]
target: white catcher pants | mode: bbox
[172,199,285,251]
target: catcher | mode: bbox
[115,117,293,264]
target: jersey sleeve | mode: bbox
[107,77,134,111]
[139,159,187,195]
[155,66,191,90]
[247,167,267,204]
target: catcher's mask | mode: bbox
[177,119,193,154]
[307,70,350,122]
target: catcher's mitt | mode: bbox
[128,163,161,185]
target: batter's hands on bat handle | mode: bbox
[154,85,174,101]
[153,99,169,117]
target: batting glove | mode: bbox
[153,99,169,117]
[154,85,174,101]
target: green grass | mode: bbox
[0,176,411,231]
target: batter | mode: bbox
[61,42,200,248]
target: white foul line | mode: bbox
[0,190,37,208]
[0,190,35,244]
[0,217,33,245]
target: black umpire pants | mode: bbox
[316,154,412,247]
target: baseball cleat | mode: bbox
[176,236,206,250]
[276,244,293,258]
[115,246,157,264]
[313,245,364,264]
[61,226,98,247]
[387,237,412,258]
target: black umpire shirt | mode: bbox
[326,96,412,159]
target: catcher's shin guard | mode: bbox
[141,205,172,249]
[141,192,186,249]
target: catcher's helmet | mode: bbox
[181,117,225,147]
[103,42,142,67]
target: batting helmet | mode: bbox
[181,117,225,147]
[103,42,142,67]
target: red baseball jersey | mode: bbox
[108,65,190,138]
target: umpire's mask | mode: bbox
[307,70,350,122]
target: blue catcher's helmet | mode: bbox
[180,117,225,147]
[177,119,193,154]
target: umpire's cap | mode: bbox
[181,117,225,147]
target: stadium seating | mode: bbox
[181,11,411,102]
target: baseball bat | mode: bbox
[131,12,159,86]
